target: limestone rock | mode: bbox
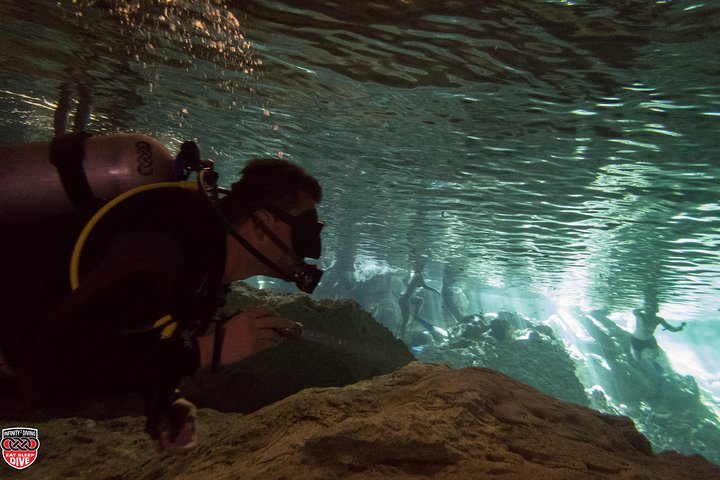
[414,312,589,406]
[11,363,719,480]
[182,283,416,412]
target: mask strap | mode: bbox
[251,211,296,259]
[197,170,293,281]
[198,170,322,292]
[226,212,322,293]
[225,217,294,283]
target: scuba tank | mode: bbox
[1,132,324,294]
[0,133,188,224]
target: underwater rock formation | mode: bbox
[4,285,718,476]
[0,284,415,422]
[571,309,720,464]
[411,310,590,406]
[181,283,416,413]
[409,307,720,465]
[13,363,719,479]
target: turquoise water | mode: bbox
[1,0,719,460]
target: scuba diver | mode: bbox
[397,259,441,338]
[408,296,449,342]
[0,131,325,455]
[441,264,466,325]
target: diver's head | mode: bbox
[221,158,321,218]
[219,158,324,291]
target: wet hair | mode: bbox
[219,158,322,224]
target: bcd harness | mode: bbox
[59,134,216,344]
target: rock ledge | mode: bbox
[12,362,719,480]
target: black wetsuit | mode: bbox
[1,186,226,432]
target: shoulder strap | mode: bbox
[50,132,101,213]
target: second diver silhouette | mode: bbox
[398,261,441,338]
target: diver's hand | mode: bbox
[197,306,296,368]
[157,397,197,456]
[662,321,687,332]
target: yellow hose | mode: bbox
[70,181,197,290]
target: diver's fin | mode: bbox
[417,318,449,340]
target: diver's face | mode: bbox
[260,192,323,260]
[258,192,322,273]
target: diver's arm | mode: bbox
[659,318,686,332]
[421,282,441,295]
[22,235,197,399]
[416,273,441,295]
[195,307,295,368]
[407,273,441,296]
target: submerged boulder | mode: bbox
[568,309,720,464]
[412,311,589,406]
[181,283,416,412]
[17,363,720,479]
[0,284,415,422]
